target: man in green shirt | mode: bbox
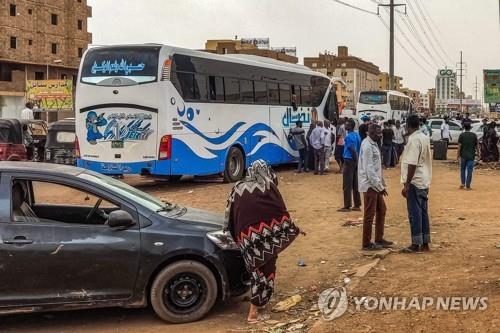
[457,122,478,190]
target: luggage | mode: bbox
[433,140,448,160]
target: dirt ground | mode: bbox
[0,156,499,333]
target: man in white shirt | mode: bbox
[309,121,326,175]
[21,102,34,120]
[358,124,393,251]
[401,115,433,253]
[392,120,406,163]
[440,118,452,146]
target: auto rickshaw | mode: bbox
[0,119,27,161]
[44,118,76,165]
[21,119,48,161]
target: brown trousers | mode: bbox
[362,188,387,247]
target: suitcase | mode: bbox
[433,140,448,160]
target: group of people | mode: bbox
[336,115,432,253]
[288,119,336,175]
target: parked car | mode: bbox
[0,119,27,161]
[0,162,249,323]
[428,118,463,145]
[45,118,76,165]
[21,119,48,161]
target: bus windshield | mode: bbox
[359,92,388,104]
[81,46,161,86]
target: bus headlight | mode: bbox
[207,230,239,250]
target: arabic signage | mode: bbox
[241,38,270,50]
[91,59,146,76]
[271,47,297,57]
[484,69,500,104]
[282,107,311,128]
[26,80,73,111]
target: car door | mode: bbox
[0,173,140,307]
[448,122,463,144]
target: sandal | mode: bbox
[247,313,270,324]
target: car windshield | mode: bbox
[78,171,174,212]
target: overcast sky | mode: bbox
[87,0,499,97]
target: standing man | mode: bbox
[381,122,394,168]
[310,120,326,175]
[323,120,334,172]
[401,115,433,253]
[457,122,478,190]
[289,121,308,173]
[358,124,393,250]
[358,116,371,141]
[392,120,406,163]
[440,117,452,146]
[334,118,346,173]
[21,102,34,120]
[339,119,362,211]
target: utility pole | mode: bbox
[473,76,479,101]
[378,1,406,90]
[456,51,466,114]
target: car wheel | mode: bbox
[223,147,245,183]
[150,260,218,323]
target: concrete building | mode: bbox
[378,72,403,91]
[0,0,92,119]
[435,68,459,113]
[421,91,436,115]
[204,39,298,64]
[400,87,422,112]
[304,46,380,109]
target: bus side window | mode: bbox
[268,83,279,105]
[292,85,302,106]
[301,86,311,106]
[240,79,255,103]
[194,74,208,101]
[254,81,268,104]
[174,72,195,100]
[279,84,291,106]
[224,77,240,103]
[209,76,224,102]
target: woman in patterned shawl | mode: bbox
[224,160,302,323]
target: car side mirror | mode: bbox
[108,210,135,228]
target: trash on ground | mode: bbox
[272,295,302,312]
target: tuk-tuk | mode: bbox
[21,119,48,161]
[45,118,76,165]
[0,119,27,161]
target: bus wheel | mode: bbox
[169,175,182,182]
[223,147,245,183]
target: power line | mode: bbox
[410,0,453,64]
[418,0,454,63]
[378,14,433,78]
[328,0,378,15]
[399,12,441,69]
[380,8,434,69]
[406,0,447,67]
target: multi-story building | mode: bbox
[0,0,92,119]
[400,87,422,112]
[304,46,380,109]
[204,39,298,64]
[435,68,459,113]
[378,72,403,91]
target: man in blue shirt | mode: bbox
[339,119,362,212]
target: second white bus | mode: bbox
[356,90,413,123]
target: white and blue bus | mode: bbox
[356,90,413,123]
[76,44,338,181]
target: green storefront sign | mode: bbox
[484,69,500,103]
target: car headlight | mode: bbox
[207,230,239,250]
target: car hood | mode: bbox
[169,207,225,230]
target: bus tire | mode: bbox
[169,175,182,182]
[223,147,245,183]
